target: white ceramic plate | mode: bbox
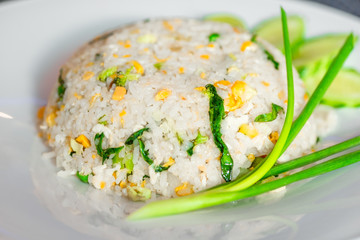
[1,0,360,239]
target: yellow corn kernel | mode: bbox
[111,116,114,123]
[89,93,101,106]
[100,62,104,66]
[113,53,119,58]
[122,54,131,58]
[100,181,106,189]
[92,154,96,159]
[178,67,185,74]
[247,153,255,161]
[85,62,94,67]
[207,43,215,48]
[124,43,131,48]
[112,171,117,179]
[269,131,279,144]
[37,106,45,119]
[130,182,137,187]
[119,110,126,117]
[74,92,82,99]
[75,134,91,148]
[304,93,309,101]
[162,157,175,168]
[162,70,167,74]
[284,99,288,104]
[120,181,127,188]
[232,80,247,101]
[200,72,206,79]
[181,96,186,100]
[239,124,258,139]
[46,111,57,127]
[195,86,206,92]
[130,60,144,75]
[175,182,194,197]
[82,71,95,80]
[155,89,172,101]
[214,80,232,88]
[163,21,174,31]
[261,81,270,87]
[141,180,146,188]
[200,54,209,60]
[117,40,124,45]
[241,40,253,51]
[112,86,127,101]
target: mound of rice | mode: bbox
[40,19,335,199]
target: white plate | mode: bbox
[1,0,360,239]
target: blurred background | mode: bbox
[0,0,359,17]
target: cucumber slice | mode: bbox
[203,13,246,30]
[252,15,304,51]
[304,68,360,107]
[292,34,350,69]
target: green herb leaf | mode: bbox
[176,132,184,145]
[125,128,149,145]
[208,33,220,42]
[94,132,124,164]
[97,114,108,125]
[57,69,66,102]
[187,132,208,156]
[76,171,89,183]
[98,66,117,82]
[138,138,154,165]
[264,49,279,69]
[153,62,163,70]
[115,67,140,86]
[254,103,284,122]
[205,84,233,182]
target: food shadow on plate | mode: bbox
[30,133,360,240]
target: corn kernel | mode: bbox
[130,60,144,75]
[241,40,253,51]
[100,181,106,189]
[261,81,270,87]
[112,86,127,101]
[113,53,119,58]
[155,89,171,101]
[74,92,82,99]
[75,134,91,148]
[239,124,258,139]
[269,131,279,144]
[162,157,175,168]
[200,54,209,60]
[120,181,127,188]
[175,182,194,197]
[247,153,255,161]
[200,72,206,79]
[163,21,173,31]
[178,67,185,74]
[82,71,94,80]
[214,80,232,88]
[122,54,131,58]
[37,106,45,119]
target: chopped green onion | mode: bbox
[208,33,220,42]
[153,62,163,70]
[98,66,117,82]
[127,186,152,201]
[254,103,284,122]
[76,171,89,183]
[97,114,108,125]
[94,132,124,164]
[125,128,149,145]
[57,69,66,102]
[264,49,280,69]
[205,84,234,182]
[186,132,208,156]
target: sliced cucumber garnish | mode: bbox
[292,34,350,69]
[203,13,246,30]
[252,15,304,51]
[304,68,360,107]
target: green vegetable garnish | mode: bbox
[94,132,124,164]
[187,132,208,156]
[264,49,279,70]
[153,62,163,70]
[126,9,356,220]
[76,171,89,183]
[205,84,233,182]
[176,132,184,145]
[97,114,108,125]
[98,66,117,82]
[114,67,140,86]
[142,175,150,181]
[138,137,172,172]
[57,69,66,102]
[208,33,220,42]
[125,128,149,145]
[127,185,152,201]
[254,103,284,122]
